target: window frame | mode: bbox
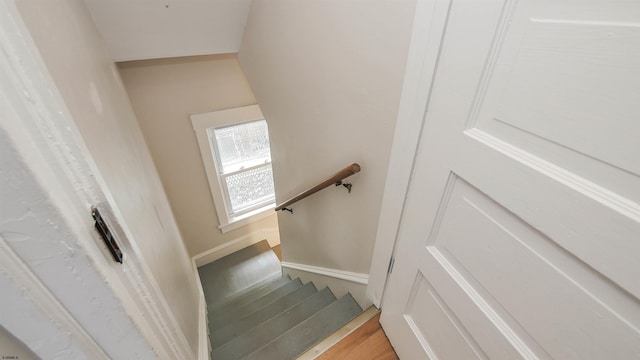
[191,105,275,233]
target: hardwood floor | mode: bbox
[317,313,398,360]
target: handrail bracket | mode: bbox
[335,180,353,193]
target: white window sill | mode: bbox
[218,203,276,233]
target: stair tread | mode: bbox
[211,275,290,311]
[198,240,281,303]
[211,277,303,325]
[212,281,318,348]
[242,293,363,360]
[211,287,337,360]
[207,276,290,345]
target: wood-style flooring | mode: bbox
[317,313,399,360]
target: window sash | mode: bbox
[206,119,275,217]
[220,162,275,216]
[209,119,272,175]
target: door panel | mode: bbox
[460,131,640,298]
[473,0,640,199]
[381,0,640,358]
[432,177,639,358]
[477,1,640,175]
[404,273,487,360]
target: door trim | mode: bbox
[0,235,109,359]
[1,2,193,358]
[367,0,451,307]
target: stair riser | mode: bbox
[211,278,303,325]
[199,242,365,360]
[198,241,281,303]
[212,288,337,360]
[212,282,318,348]
[242,294,363,360]
[211,275,290,311]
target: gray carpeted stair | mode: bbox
[198,240,362,360]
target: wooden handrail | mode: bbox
[275,163,361,211]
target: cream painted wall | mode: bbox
[118,55,278,256]
[16,0,200,354]
[239,0,416,274]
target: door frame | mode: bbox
[367,0,451,307]
[0,2,195,358]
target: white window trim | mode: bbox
[191,105,275,233]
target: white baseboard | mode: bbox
[281,262,371,309]
[193,228,280,268]
[191,258,211,360]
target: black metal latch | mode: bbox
[91,207,123,264]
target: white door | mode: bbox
[381,0,640,358]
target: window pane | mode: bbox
[209,120,271,174]
[225,165,275,214]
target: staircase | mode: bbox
[198,241,363,360]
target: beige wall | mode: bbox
[118,55,278,256]
[16,0,200,354]
[239,0,416,273]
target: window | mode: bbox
[210,120,275,215]
[191,105,275,232]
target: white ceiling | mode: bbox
[84,0,253,62]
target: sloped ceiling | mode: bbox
[84,0,252,61]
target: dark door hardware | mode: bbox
[91,207,123,264]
